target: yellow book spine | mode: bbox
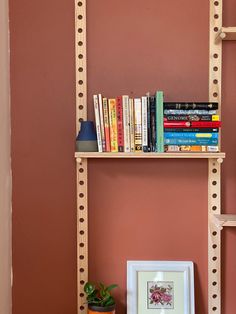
[108,99,118,152]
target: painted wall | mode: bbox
[10,1,236,314]
[0,0,12,313]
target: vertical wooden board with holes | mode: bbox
[208,158,222,314]
[75,0,88,313]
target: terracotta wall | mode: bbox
[0,0,12,313]
[10,0,236,314]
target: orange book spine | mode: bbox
[108,99,118,152]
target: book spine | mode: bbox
[129,98,135,153]
[164,121,221,128]
[116,96,124,152]
[165,145,219,152]
[146,93,151,152]
[103,97,111,152]
[164,109,217,115]
[93,94,103,152]
[141,96,148,152]
[164,114,220,122]
[98,94,106,152]
[164,102,218,110]
[150,96,156,152]
[164,132,219,139]
[123,95,131,152]
[108,99,118,152]
[164,128,219,133]
[156,91,164,152]
[134,98,142,152]
[164,138,218,145]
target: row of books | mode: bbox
[93,93,221,153]
[164,102,221,152]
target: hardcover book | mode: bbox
[116,96,124,152]
[156,91,164,152]
[164,102,218,110]
[164,114,220,122]
[108,99,118,152]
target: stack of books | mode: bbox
[93,92,164,153]
[93,93,221,153]
[164,102,221,152]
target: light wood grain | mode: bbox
[213,214,236,229]
[217,27,236,40]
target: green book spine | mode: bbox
[156,91,164,152]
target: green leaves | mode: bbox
[83,281,118,307]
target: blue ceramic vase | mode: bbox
[76,121,98,152]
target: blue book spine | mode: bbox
[164,138,218,145]
[156,91,164,152]
[164,132,219,139]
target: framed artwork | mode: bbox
[127,261,195,314]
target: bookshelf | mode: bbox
[75,1,235,314]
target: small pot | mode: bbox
[88,304,115,314]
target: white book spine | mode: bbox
[93,95,103,152]
[134,98,142,152]
[129,98,135,153]
[98,94,106,152]
[123,95,131,152]
[141,96,148,151]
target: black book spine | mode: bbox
[164,102,218,110]
[147,95,151,152]
[164,128,219,133]
[150,96,156,152]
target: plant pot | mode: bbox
[88,304,115,314]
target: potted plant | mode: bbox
[84,282,118,314]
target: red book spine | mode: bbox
[116,96,124,152]
[164,121,221,128]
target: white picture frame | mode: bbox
[127,261,195,314]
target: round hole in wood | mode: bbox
[212,168,217,173]
[212,206,217,211]
[78,28,83,33]
[213,79,218,84]
[80,306,85,310]
[213,92,218,97]
[79,218,84,222]
[78,15,83,19]
[79,255,84,259]
[212,269,217,273]
[212,256,217,261]
[79,181,84,185]
[79,243,84,247]
[79,67,83,72]
[212,193,217,198]
[78,1,83,6]
[212,281,217,286]
[212,231,217,236]
[79,105,83,110]
[79,193,84,198]
[212,181,217,185]
[79,118,84,123]
[214,27,219,32]
[213,66,218,71]
[213,294,217,299]
[214,14,219,19]
[214,1,219,6]
[79,93,83,97]
[213,53,218,58]
[80,268,84,272]
[79,168,84,173]
[80,280,85,285]
[213,244,217,249]
[79,205,84,210]
[79,54,83,59]
[80,230,84,235]
[80,293,84,297]
[212,307,217,311]
[78,41,83,46]
[79,80,83,85]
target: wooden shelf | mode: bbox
[75,152,225,159]
[216,27,236,40]
[213,214,236,229]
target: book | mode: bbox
[123,95,131,152]
[150,96,156,152]
[156,91,164,152]
[164,109,217,115]
[134,98,142,152]
[93,95,103,152]
[129,98,135,153]
[98,94,106,151]
[108,99,118,152]
[164,138,218,145]
[146,93,151,152]
[164,121,221,128]
[102,97,111,152]
[164,114,220,122]
[141,96,148,152]
[165,145,219,152]
[164,132,219,139]
[116,96,124,152]
[164,102,218,110]
[164,128,219,133]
